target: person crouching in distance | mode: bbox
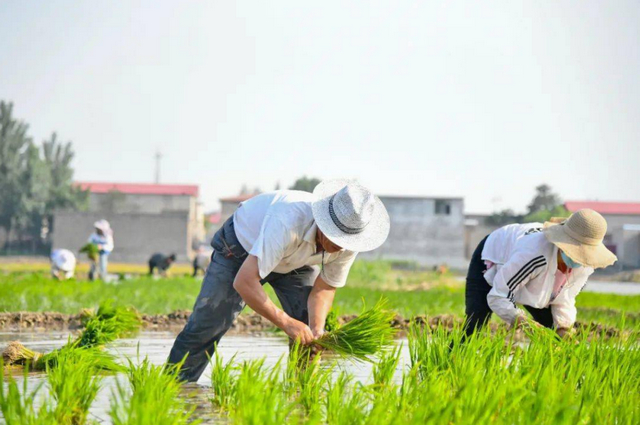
[464,209,617,338]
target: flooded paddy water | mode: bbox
[1,330,410,424]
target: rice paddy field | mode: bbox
[1,260,640,424]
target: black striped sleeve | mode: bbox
[506,255,547,298]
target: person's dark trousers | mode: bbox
[463,236,554,337]
[167,216,318,382]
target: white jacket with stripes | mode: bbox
[481,223,594,328]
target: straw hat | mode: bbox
[543,209,617,268]
[312,179,390,252]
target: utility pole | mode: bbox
[155,150,162,184]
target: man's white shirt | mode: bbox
[233,190,357,288]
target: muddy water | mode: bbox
[1,331,410,424]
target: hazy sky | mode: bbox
[1,1,638,213]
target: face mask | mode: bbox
[561,251,582,269]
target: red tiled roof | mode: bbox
[206,212,222,224]
[76,182,199,197]
[220,194,257,203]
[565,201,640,216]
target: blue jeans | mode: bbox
[168,217,318,382]
[89,253,109,281]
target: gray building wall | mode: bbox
[600,214,640,269]
[361,196,466,268]
[52,211,192,263]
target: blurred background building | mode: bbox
[52,182,204,263]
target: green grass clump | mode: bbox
[0,363,56,424]
[110,357,197,425]
[47,349,103,425]
[315,299,397,361]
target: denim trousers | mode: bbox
[168,216,318,382]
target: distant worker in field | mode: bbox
[464,209,617,338]
[50,249,76,280]
[148,252,177,276]
[88,219,114,281]
[192,246,212,277]
[168,180,390,382]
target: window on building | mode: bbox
[435,200,451,215]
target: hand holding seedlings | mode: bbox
[284,318,315,345]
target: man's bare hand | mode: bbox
[284,318,315,345]
[556,327,573,338]
[311,328,325,340]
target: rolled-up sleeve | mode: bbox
[321,251,358,288]
[248,216,293,279]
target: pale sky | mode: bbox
[1,1,638,213]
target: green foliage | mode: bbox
[523,204,571,223]
[485,208,522,226]
[527,183,562,215]
[0,101,85,250]
[315,299,397,361]
[209,349,237,410]
[0,267,638,329]
[79,243,99,261]
[3,300,140,370]
[110,358,197,425]
[0,363,56,425]
[289,176,321,193]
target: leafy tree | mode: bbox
[527,184,561,215]
[485,209,522,226]
[523,205,570,224]
[0,101,32,246]
[0,101,86,251]
[289,176,321,193]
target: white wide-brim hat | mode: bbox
[93,219,112,234]
[312,179,390,252]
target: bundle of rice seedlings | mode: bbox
[1,300,140,370]
[315,298,397,362]
[74,300,141,348]
[79,243,99,261]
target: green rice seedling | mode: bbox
[110,357,197,425]
[315,298,397,362]
[38,344,123,372]
[79,243,99,262]
[324,372,369,425]
[0,362,56,425]
[372,344,402,388]
[3,300,139,369]
[230,358,295,425]
[46,349,103,425]
[209,348,238,410]
[75,300,141,348]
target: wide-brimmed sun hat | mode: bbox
[312,179,390,252]
[93,219,112,235]
[543,209,617,269]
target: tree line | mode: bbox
[0,101,86,253]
